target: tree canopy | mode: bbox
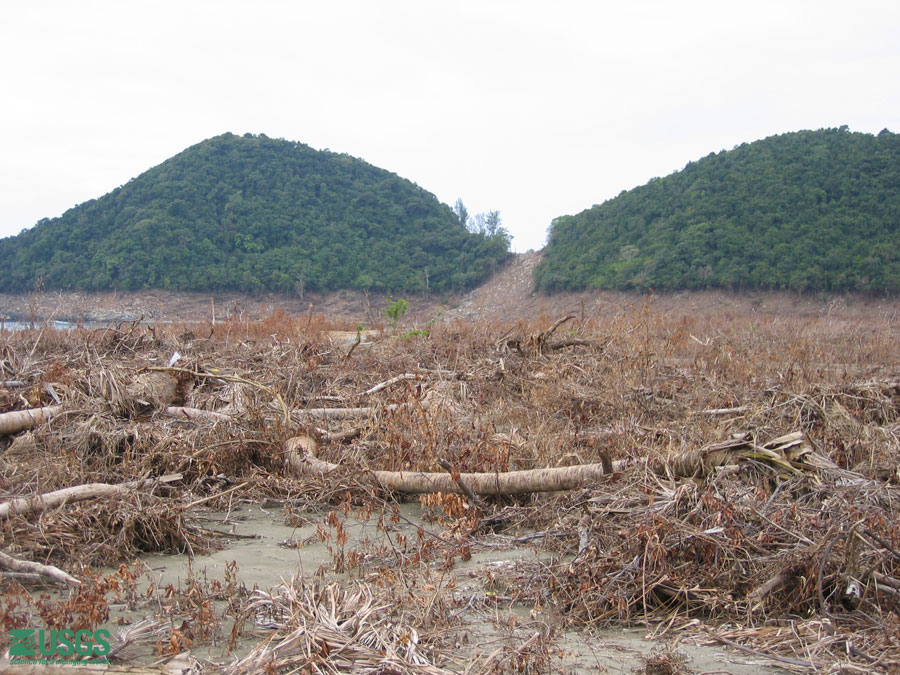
[535,127,900,294]
[0,133,510,294]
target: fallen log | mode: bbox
[292,402,406,420]
[0,405,62,436]
[699,405,750,416]
[361,373,428,396]
[287,436,624,495]
[747,571,791,605]
[0,550,80,587]
[0,474,182,519]
[0,403,233,437]
[164,406,235,423]
[314,426,364,443]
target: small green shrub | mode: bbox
[381,298,409,328]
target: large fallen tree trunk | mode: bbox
[286,436,624,495]
[0,550,80,587]
[0,404,232,438]
[0,474,181,518]
[0,405,62,436]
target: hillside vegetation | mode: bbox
[535,127,900,293]
[0,133,510,293]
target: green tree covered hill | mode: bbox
[535,127,900,293]
[0,133,510,293]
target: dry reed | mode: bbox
[0,300,898,671]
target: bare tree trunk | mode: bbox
[0,550,80,587]
[0,404,235,438]
[0,474,181,518]
[164,406,235,423]
[0,405,62,436]
[286,436,623,495]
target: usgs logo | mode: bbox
[9,628,111,663]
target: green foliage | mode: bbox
[0,133,510,293]
[455,199,511,248]
[535,127,900,294]
[381,297,409,328]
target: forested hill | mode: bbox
[535,127,900,293]
[0,133,510,293]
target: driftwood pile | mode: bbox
[1,307,899,671]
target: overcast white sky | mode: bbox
[2,1,899,252]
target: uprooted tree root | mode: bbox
[1,304,899,671]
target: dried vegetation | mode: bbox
[1,300,899,672]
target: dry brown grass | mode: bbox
[0,299,898,671]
